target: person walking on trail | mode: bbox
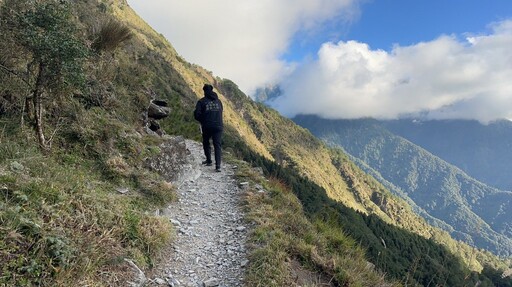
[194,84,224,172]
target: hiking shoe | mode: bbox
[202,160,212,166]
[215,167,221,172]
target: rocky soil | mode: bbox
[143,138,249,287]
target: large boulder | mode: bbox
[147,99,171,120]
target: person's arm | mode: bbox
[194,100,203,122]
[219,100,224,125]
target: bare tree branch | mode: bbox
[0,62,31,87]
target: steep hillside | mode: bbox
[294,115,512,257]
[220,106,511,285]
[382,119,512,191]
[1,0,511,286]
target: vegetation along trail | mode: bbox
[146,139,248,287]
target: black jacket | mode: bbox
[194,90,223,129]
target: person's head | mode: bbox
[203,84,213,93]
[203,84,218,99]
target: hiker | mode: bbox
[194,84,223,172]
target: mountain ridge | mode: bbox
[293,114,512,257]
[382,118,512,191]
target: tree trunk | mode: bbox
[20,97,25,130]
[32,63,47,151]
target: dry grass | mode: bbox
[92,18,132,53]
[236,162,399,287]
[0,137,175,286]
[106,155,131,177]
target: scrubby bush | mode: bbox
[92,18,132,53]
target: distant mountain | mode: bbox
[381,119,512,191]
[294,115,512,257]
[253,84,282,103]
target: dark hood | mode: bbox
[203,84,218,100]
[206,91,218,100]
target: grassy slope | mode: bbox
[236,162,398,287]
[0,134,178,285]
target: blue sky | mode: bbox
[350,0,511,47]
[285,0,512,60]
[128,0,512,122]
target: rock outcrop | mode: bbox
[145,99,171,136]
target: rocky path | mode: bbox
[147,140,248,287]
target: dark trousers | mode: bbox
[202,127,222,168]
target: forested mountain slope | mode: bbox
[382,119,512,191]
[294,115,512,257]
[0,0,511,285]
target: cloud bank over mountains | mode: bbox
[271,20,512,122]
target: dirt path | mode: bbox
[147,139,248,287]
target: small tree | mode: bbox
[0,0,88,150]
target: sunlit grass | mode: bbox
[0,135,174,286]
[237,161,398,287]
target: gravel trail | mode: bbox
[147,140,248,287]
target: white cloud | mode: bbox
[270,20,512,123]
[127,0,360,94]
